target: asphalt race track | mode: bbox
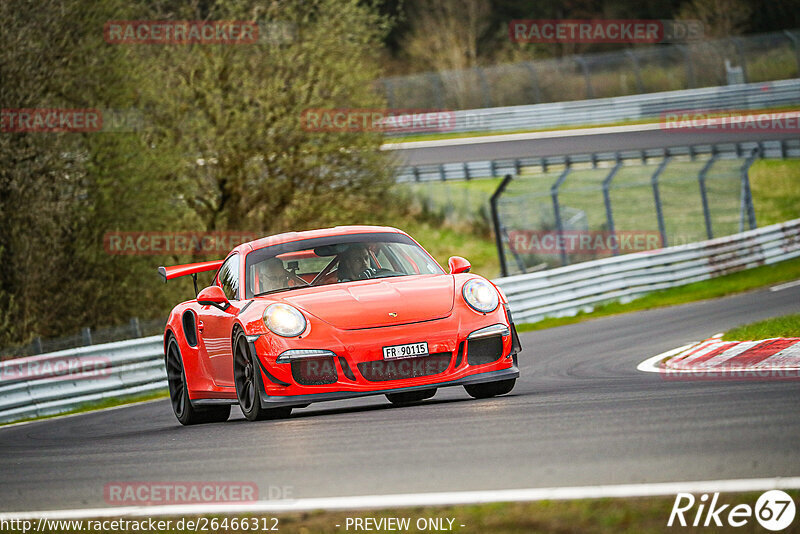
[1,285,799,513]
[392,128,800,166]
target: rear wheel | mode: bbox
[386,388,437,405]
[233,330,292,421]
[166,337,230,425]
[464,378,516,399]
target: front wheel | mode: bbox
[233,330,292,421]
[166,337,230,425]
[386,388,437,405]
[464,378,516,399]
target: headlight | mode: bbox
[263,303,307,337]
[462,278,499,313]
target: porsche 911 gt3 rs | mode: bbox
[159,226,521,425]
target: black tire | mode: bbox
[233,329,292,422]
[464,378,516,399]
[165,336,230,425]
[386,388,437,405]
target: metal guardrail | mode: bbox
[396,139,800,183]
[0,336,165,424]
[1,219,798,423]
[388,78,800,138]
[494,218,800,324]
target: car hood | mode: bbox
[282,275,455,330]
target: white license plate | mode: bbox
[383,342,429,360]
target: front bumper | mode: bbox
[255,366,519,407]
[248,302,521,405]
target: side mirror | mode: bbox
[448,256,471,274]
[197,285,230,309]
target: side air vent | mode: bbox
[182,311,198,347]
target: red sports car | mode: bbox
[159,226,521,425]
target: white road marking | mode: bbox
[381,122,665,150]
[2,478,799,520]
[637,343,697,373]
[770,279,800,292]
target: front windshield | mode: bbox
[244,232,444,299]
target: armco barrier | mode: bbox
[1,219,798,423]
[0,335,165,424]
[388,78,800,137]
[494,218,800,323]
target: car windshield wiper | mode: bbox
[254,285,309,297]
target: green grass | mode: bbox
[0,389,168,427]
[722,313,800,341]
[517,256,800,332]
[749,159,800,225]
[398,220,499,278]
[16,491,800,533]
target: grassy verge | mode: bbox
[749,159,800,225]
[19,491,799,533]
[517,256,800,333]
[0,389,168,427]
[722,313,800,341]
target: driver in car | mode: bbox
[337,244,376,282]
[255,257,306,293]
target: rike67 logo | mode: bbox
[668,490,796,530]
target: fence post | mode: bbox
[428,72,446,109]
[574,56,594,99]
[475,67,493,108]
[130,317,142,338]
[491,174,514,277]
[697,153,719,240]
[625,50,645,93]
[551,162,572,267]
[730,37,748,83]
[383,78,395,109]
[784,30,800,75]
[679,45,695,88]
[739,149,759,231]
[522,61,543,103]
[651,155,671,247]
[33,337,43,355]
[81,327,93,346]
[602,160,623,255]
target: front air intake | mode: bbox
[358,352,451,382]
[467,336,503,366]
[291,357,338,385]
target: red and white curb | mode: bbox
[638,334,800,376]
